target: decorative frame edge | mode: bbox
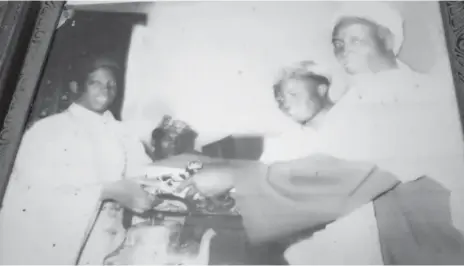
[439,1,464,131]
[0,1,65,205]
[0,2,38,126]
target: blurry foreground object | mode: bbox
[148,115,199,161]
[103,220,216,265]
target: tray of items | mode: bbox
[127,160,240,227]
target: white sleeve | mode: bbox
[123,131,154,177]
[0,122,103,264]
[259,136,278,165]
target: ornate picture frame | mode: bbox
[0,2,462,264]
[439,1,464,131]
[0,1,65,203]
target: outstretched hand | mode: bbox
[101,179,161,213]
[175,163,236,198]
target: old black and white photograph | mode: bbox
[0,1,463,265]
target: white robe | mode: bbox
[0,103,152,265]
[262,63,463,264]
[260,124,320,164]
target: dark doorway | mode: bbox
[27,10,147,127]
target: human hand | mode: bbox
[175,163,236,198]
[102,180,159,213]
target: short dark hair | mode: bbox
[273,73,330,100]
[273,61,332,106]
[73,55,121,88]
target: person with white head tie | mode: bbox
[282,2,464,264]
[326,1,462,214]
[258,4,417,264]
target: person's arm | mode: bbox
[258,136,277,164]
[124,134,156,177]
[152,152,400,243]
[227,154,400,243]
[151,153,227,168]
[0,123,104,265]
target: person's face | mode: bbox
[332,18,387,75]
[277,78,325,124]
[77,67,117,113]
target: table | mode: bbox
[125,154,289,265]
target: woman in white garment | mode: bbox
[282,3,464,264]
[0,56,156,265]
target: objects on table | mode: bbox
[149,115,199,161]
[141,160,239,217]
[103,219,217,265]
[105,160,240,265]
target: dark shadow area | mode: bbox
[26,10,146,128]
[202,136,264,161]
[0,2,41,127]
[439,2,464,133]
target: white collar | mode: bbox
[68,103,116,125]
[349,60,413,85]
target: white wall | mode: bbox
[124,1,343,144]
[123,1,460,143]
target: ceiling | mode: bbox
[65,1,199,14]
[66,1,152,14]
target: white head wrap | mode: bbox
[332,2,404,55]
